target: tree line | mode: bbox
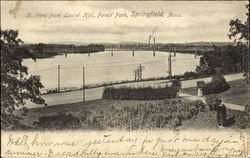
[22,43,105,58]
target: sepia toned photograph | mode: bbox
[1,1,249,158]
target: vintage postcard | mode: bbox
[1,1,249,158]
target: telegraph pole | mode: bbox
[134,69,139,81]
[134,70,137,81]
[194,47,197,59]
[82,66,85,102]
[168,53,172,80]
[58,65,60,91]
[153,37,156,57]
[137,64,144,81]
[139,64,142,80]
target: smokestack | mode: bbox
[153,37,156,57]
[148,36,151,44]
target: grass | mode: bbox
[14,99,163,128]
[11,97,249,131]
[220,79,249,106]
[181,108,250,130]
[180,79,249,106]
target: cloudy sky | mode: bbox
[1,1,248,44]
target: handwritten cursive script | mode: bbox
[2,131,249,158]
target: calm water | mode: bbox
[23,51,200,89]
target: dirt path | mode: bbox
[179,92,245,111]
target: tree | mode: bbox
[228,4,249,83]
[1,30,46,129]
[195,56,210,76]
[196,44,246,76]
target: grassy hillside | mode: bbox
[10,97,249,130]
[181,79,249,106]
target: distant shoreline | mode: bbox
[21,42,239,59]
[22,43,105,59]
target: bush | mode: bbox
[184,71,199,79]
[197,81,205,89]
[237,114,249,129]
[102,83,180,100]
[201,75,230,95]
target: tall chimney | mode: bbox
[153,37,155,45]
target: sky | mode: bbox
[1,1,248,44]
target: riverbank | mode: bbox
[22,43,105,59]
[42,72,242,95]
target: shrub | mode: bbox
[1,113,33,130]
[237,114,249,129]
[184,71,198,79]
[102,83,180,100]
[196,81,205,89]
[201,75,230,95]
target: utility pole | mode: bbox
[82,66,85,102]
[134,70,137,81]
[153,37,156,57]
[139,64,142,81]
[134,69,139,81]
[137,64,144,81]
[139,64,142,80]
[168,53,172,80]
[58,65,60,91]
[194,47,197,59]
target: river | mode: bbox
[23,51,200,89]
